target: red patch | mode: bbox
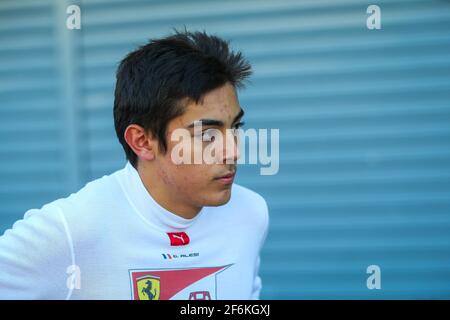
[167,232,190,246]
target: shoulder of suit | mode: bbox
[58,167,123,203]
[229,183,269,224]
[232,183,267,207]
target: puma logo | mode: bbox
[167,232,190,246]
[172,234,185,243]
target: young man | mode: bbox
[0,30,269,300]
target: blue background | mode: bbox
[1,0,449,299]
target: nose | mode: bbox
[222,128,240,164]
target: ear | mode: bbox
[124,124,158,162]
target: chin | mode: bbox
[205,188,232,207]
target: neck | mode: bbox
[136,162,202,220]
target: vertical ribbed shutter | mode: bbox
[0,0,69,232]
[1,0,449,299]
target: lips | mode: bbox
[216,172,235,179]
[215,172,236,184]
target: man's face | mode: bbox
[154,82,244,208]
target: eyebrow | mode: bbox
[186,108,245,128]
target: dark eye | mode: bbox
[233,121,245,129]
[202,129,216,141]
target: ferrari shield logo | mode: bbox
[136,275,160,300]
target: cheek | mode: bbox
[162,161,211,191]
[156,165,173,186]
[177,165,210,188]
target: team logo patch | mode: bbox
[167,232,190,246]
[136,274,160,300]
[129,265,232,300]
